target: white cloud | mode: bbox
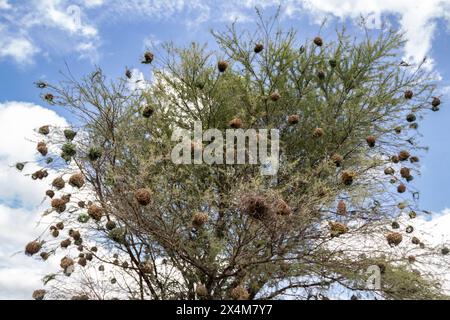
[0,0,100,64]
[0,37,39,65]
[0,0,10,10]
[0,101,68,299]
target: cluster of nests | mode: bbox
[51,195,71,213]
[239,193,293,221]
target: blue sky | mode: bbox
[1,0,450,299]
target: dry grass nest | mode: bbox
[366,135,376,147]
[397,183,406,193]
[69,173,85,188]
[142,51,154,64]
[229,118,243,129]
[135,188,151,206]
[196,284,208,297]
[329,222,349,237]
[32,289,46,300]
[60,256,74,269]
[52,177,65,190]
[331,154,343,167]
[254,43,264,53]
[239,194,271,220]
[230,286,250,300]
[88,204,103,221]
[404,90,413,99]
[386,232,402,246]
[400,167,411,179]
[39,125,50,135]
[51,198,67,213]
[341,170,356,185]
[337,200,347,215]
[313,36,323,46]
[191,212,209,228]
[398,150,410,161]
[37,142,48,156]
[217,60,228,72]
[288,114,300,125]
[25,241,41,256]
[60,239,71,248]
[313,127,324,138]
[270,91,281,101]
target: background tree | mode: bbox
[20,12,449,300]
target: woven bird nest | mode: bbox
[37,142,48,156]
[329,222,349,237]
[270,91,281,101]
[69,173,85,188]
[331,154,343,167]
[39,125,50,135]
[288,114,300,125]
[313,36,323,46]
[88,204,103,221]
[384,167,395,175]
[366,135,376,148]
[229,118,243,129]
[135,188,151,206]
[191,212,209,228]
[60,257,74,269]
[32,289,46,300]
[397,183,406,193]
[404,90,413,99]
[196,284,208,297]
[274,199,292,216]
[400,167,411,179]
[337,200,347,215]
[341,170,356,186]
[52,177,65,190]
[217,60,228,72]
[60,239,71,249]
[142,51,154,64]
[254,43,264,53]
[51,198,67,213]
[69,229,81,241]
[103,220,115,231]
[240,194,271,220]
[78,257,87,267]
[142,106,154,118]
[32,169,48,180]
[230,286,250,300]
[313,127,324,138]
[386,232,402,246]
[398,150,410,161]
[25,241,41,256]
[45,190,55,198]
[406,113,416,122]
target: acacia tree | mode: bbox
[21,14,449,300]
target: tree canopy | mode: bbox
[20,13,449,300]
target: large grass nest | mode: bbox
[32,289,46,300]
[25,241,41,256]
[38,125,50,135]
[32,169,48,180]
[69,173,85,188]
[51,198,67,213]
[341,170,356,185]
[52,177,65,190]
[337,200,347,215]
[230,286,250,300]
[60,256,74,269]
[196,284,208,297]
[329,222,349,237]
[386,232,403,246]
[239,194,271,220]
[135,188,151,206]
[88,204,103,221]
[37,142,48,156]
[191,212,209,228]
